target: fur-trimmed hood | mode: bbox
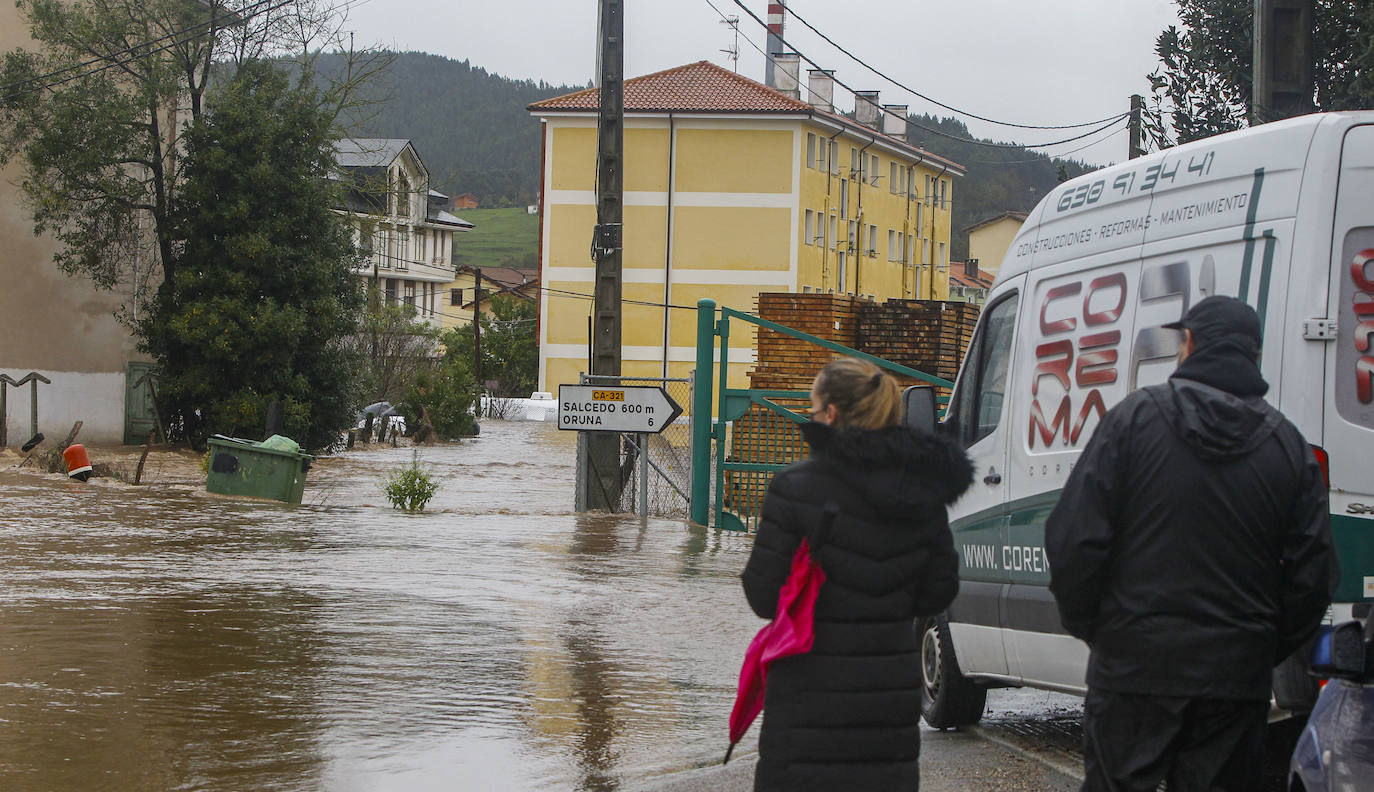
[799,421,974,514]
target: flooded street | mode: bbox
[0,421,760,791]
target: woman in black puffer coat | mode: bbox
[741,357,973,792]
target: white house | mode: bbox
[334,139,472,326]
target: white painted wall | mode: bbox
[1,370,127,445]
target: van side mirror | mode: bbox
[1310,620,1369,681]
[902,386,937,434]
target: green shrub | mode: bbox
[384,451,439,512]
[402,356,477,440]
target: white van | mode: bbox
[916,112,1374,728]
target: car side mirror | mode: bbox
[1310,620,1369,680]
[902,385,937,434]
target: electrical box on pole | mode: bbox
[1252,0,1314,124]
[582,0,626,512]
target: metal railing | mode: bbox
[689,299,951,531]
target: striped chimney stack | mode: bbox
[764,1,785,88]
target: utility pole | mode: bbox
[1128,94,1144,159]
[584,0,625,511]
[1252,0,1313,124]
[473,267,482,396]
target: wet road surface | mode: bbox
[0,421,1298,790]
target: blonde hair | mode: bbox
[813,357,901,430]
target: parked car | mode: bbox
[1289,617,1374,791]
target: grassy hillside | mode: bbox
[452,207,540,271]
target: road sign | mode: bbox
[557,385,682,433]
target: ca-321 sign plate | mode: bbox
[557,385,682,434]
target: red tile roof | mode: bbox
[529,60,811,114]
[529,61,964,174]
[949,262,995,290]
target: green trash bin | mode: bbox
[206,435,312,504]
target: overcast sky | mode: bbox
[340,0,1181,167]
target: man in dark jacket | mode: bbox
[1046,296,1337,792]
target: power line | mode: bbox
[963,116,1131,165]
[716,0,1129,151]
[779,2,1123,131]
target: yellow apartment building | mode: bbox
[963,210,1027,282]
[528,60,964,392]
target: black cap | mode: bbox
[1163,295,1262,351]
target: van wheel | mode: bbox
[919,615,988,728]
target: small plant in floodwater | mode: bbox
[384,451,439,513]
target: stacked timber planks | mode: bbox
[750,293,861,391]
[857,299,979,386]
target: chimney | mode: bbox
[882,104,908,139]
[773,54,801,100]
[966,258,980,278]
[765,1,786,88]
[855,91,880,128]
[807,69,835,112]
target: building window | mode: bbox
[916,203,924,234]
[888,229,896,261]
[418,230,428,262]
[396,230,409,270]
[384,279,397,304]
[870,154,880,186]
[828,214,838,250]
[847,221,857,255]
[889,162,898,194]
[404,281,415,306]
[451,288,463,305]
[839,179,849,216]
[828,140,839,174]
[867,224,877,256]
[804,209,815,245]
[939,242,947,269]
[395,174,411,218]
[378,229,392,268]
[939,179,948,209]
[806,133,817,169]
[905,233,914,264]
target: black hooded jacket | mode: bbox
[1045,341,1337,700]
[741,422,973,792]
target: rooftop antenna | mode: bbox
[720,15,740,72]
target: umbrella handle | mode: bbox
[723,742,736,765]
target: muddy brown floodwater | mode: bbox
[0,421,762,791]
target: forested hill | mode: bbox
[906,114,1098,259]
[319,51,585,207]
[323,52,1101,258]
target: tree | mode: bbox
[142,61,365,449]
[445,294,538,398]
[352,297,441,404]
[0,0,388,447]
[1144,0,1374,150]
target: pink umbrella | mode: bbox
[725,536,826,764]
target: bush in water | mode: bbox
[384,451,439,512]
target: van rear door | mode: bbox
[1327,124,1374,603]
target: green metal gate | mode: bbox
[689,299,951,531]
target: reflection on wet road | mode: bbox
[0,422,759,791]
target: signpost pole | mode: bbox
[638,432,649,517]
